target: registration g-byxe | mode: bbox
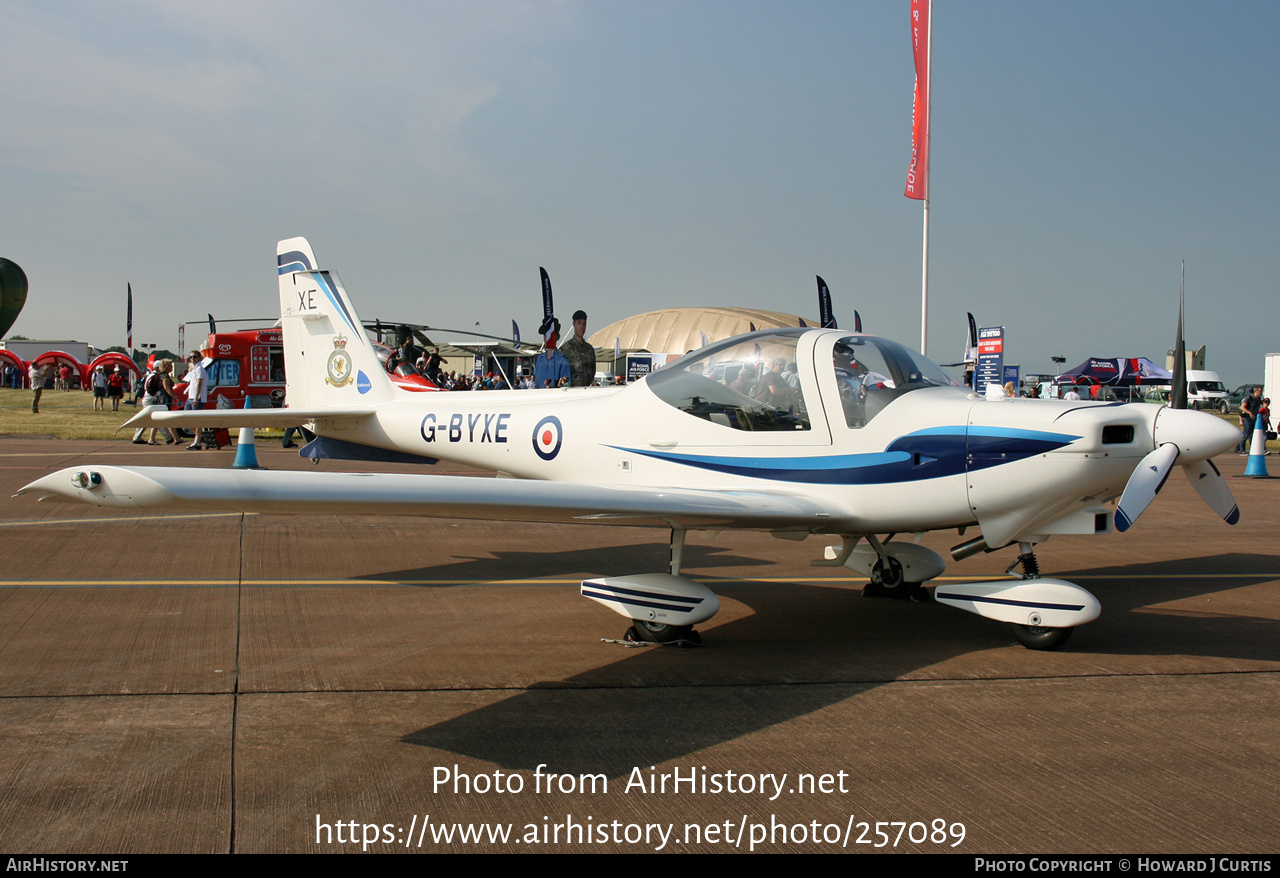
[21,238,1241,650]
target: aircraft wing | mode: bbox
[121,405,373,430]
[18,466,838,531]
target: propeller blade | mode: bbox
[1115,443,1179,532]
[1183,459,1240,525]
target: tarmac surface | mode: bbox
[0,436,1276,854]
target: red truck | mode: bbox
[173,328,435,407]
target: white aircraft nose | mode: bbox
[1152,407,1240,462]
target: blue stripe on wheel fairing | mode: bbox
[933,591,1086,612]
[580,590,698,615]
[580,582,704,604]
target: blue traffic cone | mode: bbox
[1244,419,1269,478]
[231,397,263,470]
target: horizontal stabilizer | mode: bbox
[121,405,372,430]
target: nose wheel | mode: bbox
[1006,546,1071,650]
[1010,622,1072,650]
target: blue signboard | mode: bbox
[626,355,653,383]
[1002,364,1019,392]
[975,326,1005,393]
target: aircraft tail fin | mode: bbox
[276,237,394,410]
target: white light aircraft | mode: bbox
[19,238,1242,649]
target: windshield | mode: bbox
[646,331,811,432]
[830,335,960,428]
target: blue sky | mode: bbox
[1,1,1275,383]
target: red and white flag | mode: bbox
[904,0,930,200]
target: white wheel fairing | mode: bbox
[932,578,1100,628]
[581,574,720,626]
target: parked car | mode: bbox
[1222,383,1262,414]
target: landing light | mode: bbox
[71,471,102,490]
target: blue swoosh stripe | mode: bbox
[609,426,1078,485]
[613,446,915,484]
[914,425,1080,444]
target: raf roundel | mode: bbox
[532,415,563,460]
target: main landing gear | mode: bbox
[580,528,716,647]
[624,620,702,647]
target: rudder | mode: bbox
[276,237,393,410]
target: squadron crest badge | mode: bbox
[325,335,353,387]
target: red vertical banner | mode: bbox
[904,0,930,200]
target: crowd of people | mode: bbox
[383,311,606,391]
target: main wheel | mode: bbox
[625,620,701,647]
[865,556,918,599]
[1010,623,1072,651]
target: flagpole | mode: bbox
[921,198,929,355]
[920,0,932,356]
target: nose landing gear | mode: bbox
[1005,543,1072,651]
[934,542,1097,651]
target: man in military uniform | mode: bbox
[561,310,596,387]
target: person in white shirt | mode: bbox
[91,366,108,411]
[183,350,210,450]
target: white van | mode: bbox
[1185,370,1228,411]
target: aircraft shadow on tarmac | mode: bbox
[399,549,1278,777]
